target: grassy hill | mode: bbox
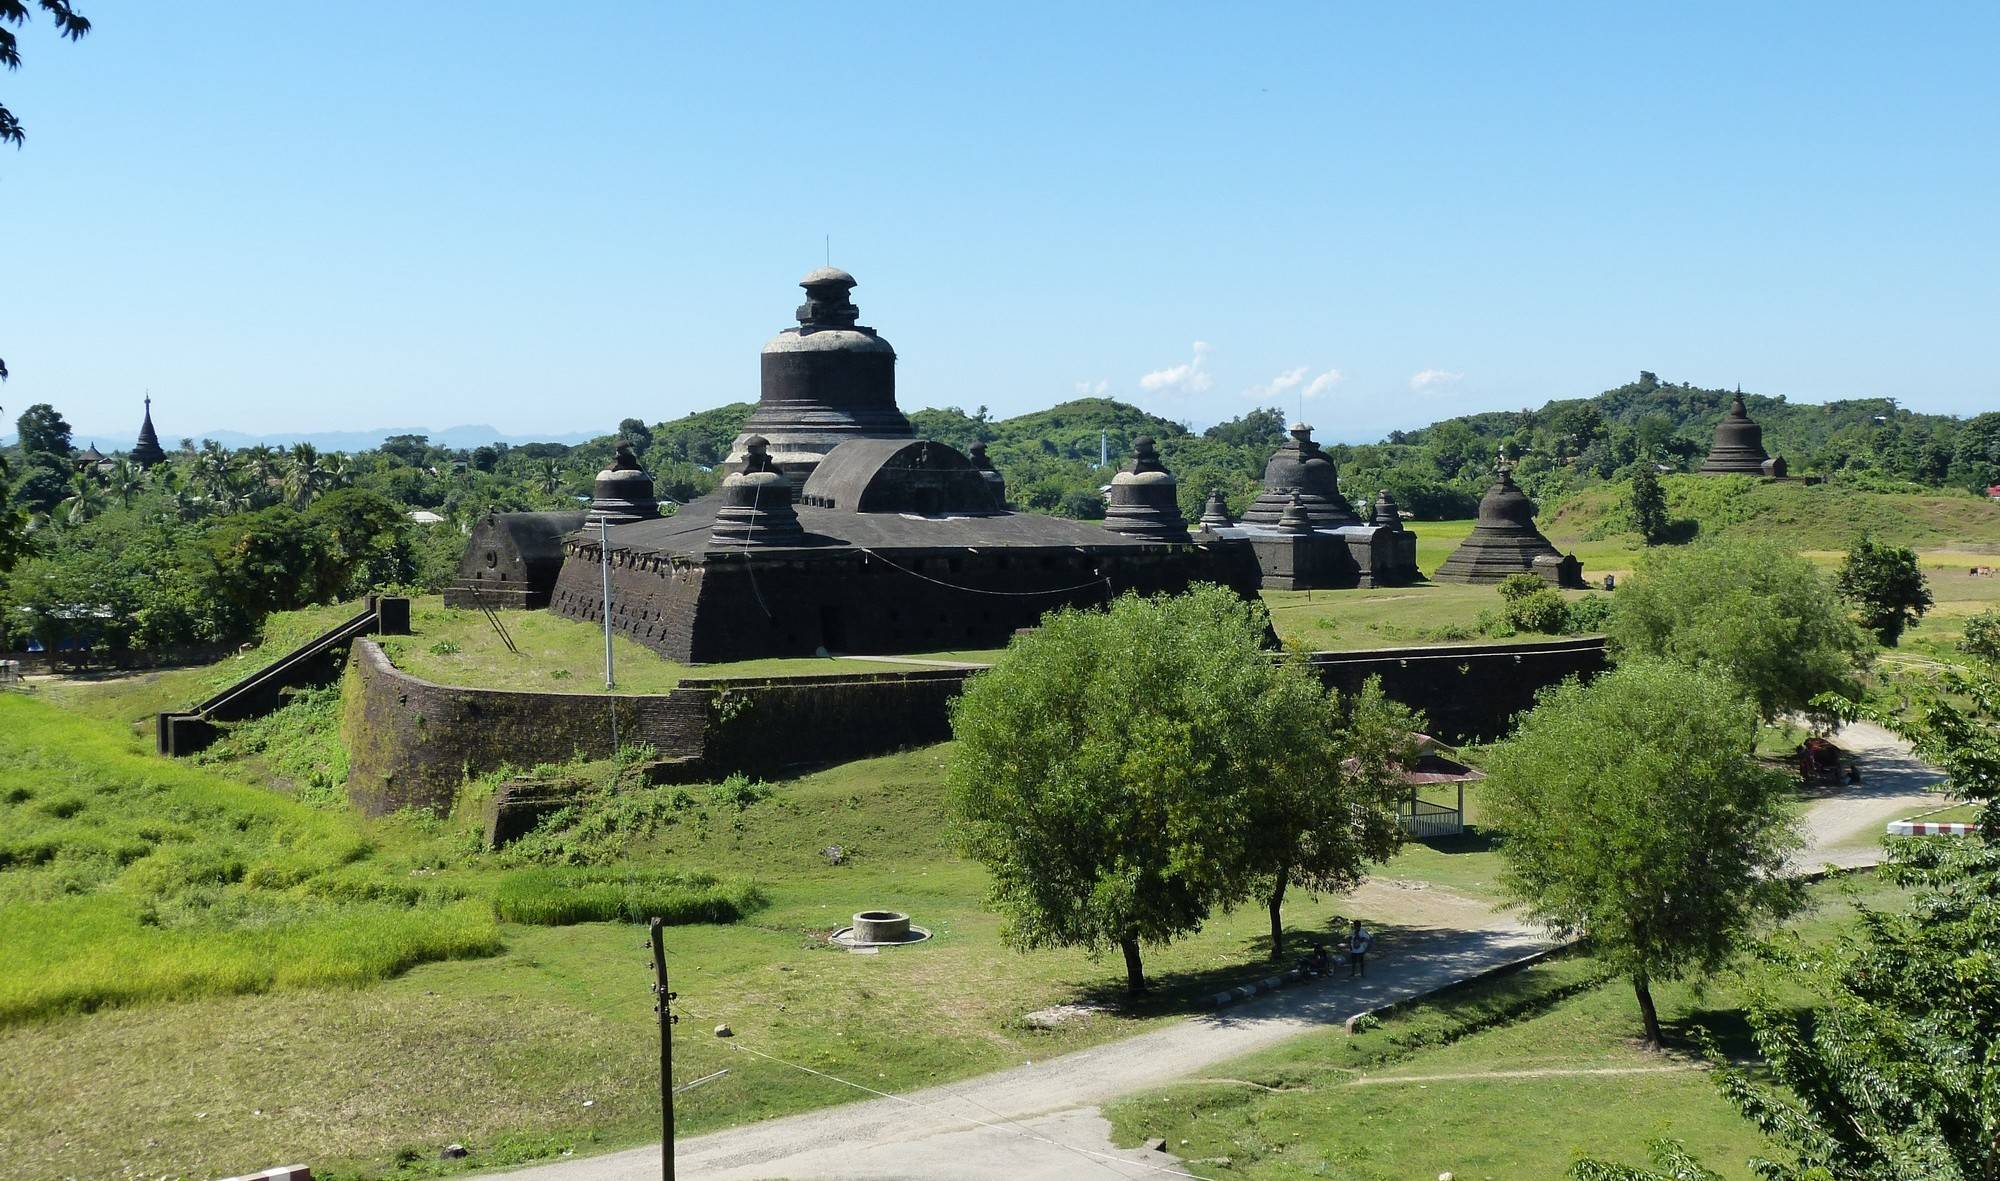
[1547,474,2000,553]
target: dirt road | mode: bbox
[475,722,1941,1181]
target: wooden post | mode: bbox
[650,917,675,1181]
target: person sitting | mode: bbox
[1347,920,1374,978]
[1307,942,1331,976]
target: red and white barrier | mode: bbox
[1886,820,1979,837]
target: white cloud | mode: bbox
[1074,379,1109,397]
[1409,368,1463,391]
[1302,369,1343,400]
[1244,366,1308,402]
[1140,341,1214,396]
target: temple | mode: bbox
[1698,389,1786,477]
[720,268,914,492]
[1433,458,1584,587]
[460,269,1427,663]
[131,396,167,468]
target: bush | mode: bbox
[1960,609,2000,663]
[1565,594,1613,633]
[1505,588,1571,634]
[492,867,765,926]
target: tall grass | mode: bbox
[0,696,500,1024]
[492,867,766,926]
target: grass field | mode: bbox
[0,694,1517,1181]
[1104,874,1909,1181]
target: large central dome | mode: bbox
[722,268,914,490]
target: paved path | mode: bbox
[476,722,1940,1181]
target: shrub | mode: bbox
[1564,593,1613,633]
[1960,609,2000,663]
[492,867,765,926]
[1504,587,1571,635]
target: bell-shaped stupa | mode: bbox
[1240,423,1358,527]
[1434,456,1583,586]
[585,443,662,526]
[722,268,913,492]
[1698,390,1772,475]
[1103,436,1190,542]
[710,437,804,546]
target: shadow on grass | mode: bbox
[1418,825,1500,856]
[1068,914,1401,1019]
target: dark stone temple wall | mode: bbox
[548,542,1233,664]
[344,635,1609,815]
[1305,636,1609,741]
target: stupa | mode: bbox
[1103,436,1190,542]
[584,443,663,526]
[1434,456,1584,587]
[131,396,167,468]
[720,268,913,492]
[1240,423,1359,527]
[1698,390,1773,475]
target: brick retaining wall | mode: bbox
[343,637,1608,816]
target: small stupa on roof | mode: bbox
[131,396,167,468]
[1434,452,1585,587]
[1698,389,1776,476]
[585,442,662,526]
[1102,436,1190,542]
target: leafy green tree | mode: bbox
[1578,661,2000,1181]
[1203,407,1286,450]
[1246,676,1419,960]
[1484,660,1803,1047]
[1835,534,1932,646]
[57,465,103,525]
[1628,465,1670,545]
[1959,608,2000,663]
[948,585,1300,994]
[1609,539,1870,721]
[13,402,71,456]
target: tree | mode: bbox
[282,442,324,509]
[1,1,91,148]
[1609,539,1870,722]
[1203,407,1286,450]
[13,402,72,456]
[1628,466,1669,545]
[1835,534,1931,646]
[57,465,102,525]
[947,585,1300,994]
[1484,660,1803,1047]
[1498,571,1571,634]
[1246,676,1418,960]
[1959,608,2000,663]
[1576,660,2000,1181]
[616,418,653,455]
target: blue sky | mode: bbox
[4,2,1995,444]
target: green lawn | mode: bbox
[379,598,1006,694]
[0,695,1490,1181]
[1262,582,1604,651]
[1104,874,1909,1181]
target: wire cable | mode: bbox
[855,546,1114,599]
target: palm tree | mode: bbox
[59,469,106,526]
[283,443,323,509]
[105,458,145,508]
[321,452,353,490]
[538,459,565,495]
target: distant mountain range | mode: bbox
[4,424,604,453]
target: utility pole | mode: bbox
[599,516,616,690]
[650,916,677,1181]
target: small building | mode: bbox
[1434,459,1585,587]
[446,511,589,610]
[406,510,447,526]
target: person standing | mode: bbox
[1347,919,1373,977]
